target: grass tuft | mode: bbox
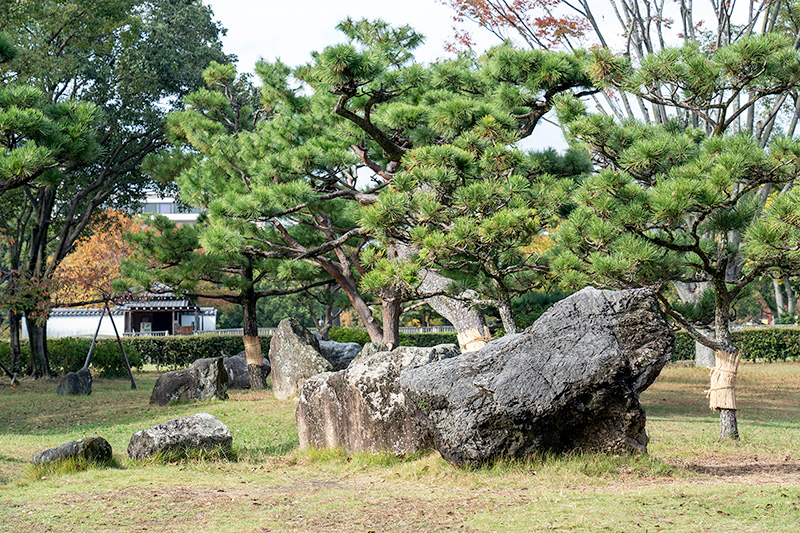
[27,455,121,481]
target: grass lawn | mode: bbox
[0,362,798,532]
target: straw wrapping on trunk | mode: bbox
[706,350,740,411]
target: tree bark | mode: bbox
[397,245,489,352]
[25,317,52,378]
[381,295,402,349]
[773,277,785,319]
[785,278,795,319]
[8,310,22,374]
[497,298,517,335]
[242,284,266,391]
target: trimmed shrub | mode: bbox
[328,327,458,348]
[0,338,142,377]
[124,335,270,370]
[672,327,800,362]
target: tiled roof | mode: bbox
[121,299,195,311]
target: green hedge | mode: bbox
[673,328,800,362]
[124,335,270,370]
[0,335,273,376]
[0,338,143,377]
[328,327,458,348]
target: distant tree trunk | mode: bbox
[785,278,796,319]
[25,317,52,379]
[8,310,22,374]
[242,282,266,391]
[311,304,340,341]
[774,278,786,319]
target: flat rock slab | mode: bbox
[296,344,460,455]
[400,287,674,466]
[127,412,232,461]
[32,436,112,464]
[57,367,92,396]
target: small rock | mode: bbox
[149,357,228,406]
[32,436,112,464]
[56,367,92,396]
[127,412,232,461]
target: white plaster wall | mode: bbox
[21,314,126,339]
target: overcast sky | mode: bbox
[205,0,495,73]
[204,0,566,150]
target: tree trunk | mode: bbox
[497,298,517,335]
[381,295,402,349]
[316,257,384,343]
[8,310,22,374]
[709,349,740,440]
[25,316,52,378]
[773,277,785,319]
[785,278,795,319]
[396,245,489,352]
[242,287,266,391]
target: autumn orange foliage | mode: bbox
[444,0,590,51]
[52,210,144,307]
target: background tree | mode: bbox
[306,22,594,339]
[0,0,230,375]
[122,215,332,389]
[444,0,800,318]
[162,52,415,348]
[51,210,144,307]
[552,35,800,440]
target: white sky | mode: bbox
[205,0,493,73]
[204,0,566,150]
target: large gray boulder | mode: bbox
[400,287,674,466]
[224,351,270,389]
[127,412,232,461]
[57,367,92,396]
[318,339,362,371]
[269,318,332,400]
[32,436,112,465]
[296,344,460,455]
[149,357,228,406]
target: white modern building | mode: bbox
[141,195,202,226]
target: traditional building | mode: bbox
[22,296,217,339]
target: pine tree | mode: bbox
[552,35,800,440]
